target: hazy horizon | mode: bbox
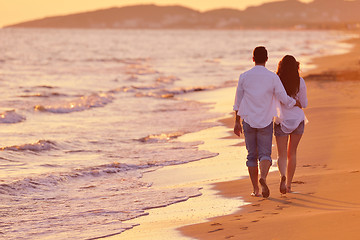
[0,0,314,28]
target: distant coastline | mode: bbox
[4,1,360,30]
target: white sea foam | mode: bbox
[34,92,114,113]
[0,140,56,152]
[138,132,184,143]
[0,110,26,123]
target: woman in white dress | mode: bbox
[275,55,308,194]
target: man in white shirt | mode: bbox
[233,46,299,198]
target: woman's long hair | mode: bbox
[276,55,300,97]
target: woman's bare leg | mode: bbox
[276,135,289,178]
[287,133,303,192]
[276,135,288,193]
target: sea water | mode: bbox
[0,28,353,239]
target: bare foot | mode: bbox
[259,178,270,198]
[251,186,260,197]
[280,176,287,194]
[251,192,261,197]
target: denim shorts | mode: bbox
[242,120,273,167]
[274,121,305,137]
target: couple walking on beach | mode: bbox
[233,46,308,198]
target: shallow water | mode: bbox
[0,28,353,239]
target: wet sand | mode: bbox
[180,33,360,240]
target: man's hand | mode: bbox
[295,100,302,108]
[234,121,243,136]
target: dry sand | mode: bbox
[180,33,360,240]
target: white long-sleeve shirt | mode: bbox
[275,77,308,133]
[233,65,296,128]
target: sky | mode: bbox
[0,0,313,28]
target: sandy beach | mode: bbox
[106,32,360,240]
[180,33,360,239]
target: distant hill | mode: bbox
[5,0,360,29]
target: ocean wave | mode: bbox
[0,164,202,239]
[0,110,26,124]
[89,56,157,76]
[85,57,128,63]
[0,146,218,195]
[110,82,219,99]
[20,85,56,91]
[35,85,56,89]
[138,132,184,143]
[133,85,216,99]
[0,161,148,195]
[205,58,221,63]
[19,92,66,98]
[125,64,159,76]
[34,92,114,113]
[126,75,139,81]
[155,75,180,84]
[85,57,149,64]
[0,140,57,152]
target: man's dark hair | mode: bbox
[253,46,268,64]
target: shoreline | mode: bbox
[106,87,252,240]
[180,31,360,239]
[106,31,360,240]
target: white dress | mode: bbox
[275,77,308,133]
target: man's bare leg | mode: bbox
[248,166,260,196]
[259,160,271,198]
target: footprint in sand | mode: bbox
[266,212,279,215]
[231,215,243,221]
[303,164,328,169]
[240,226,248,230]
[275,205,289,210]
[292,181,305,184]
[208,228,224,233]
[210,222,222,226]
[249,209,262,213]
